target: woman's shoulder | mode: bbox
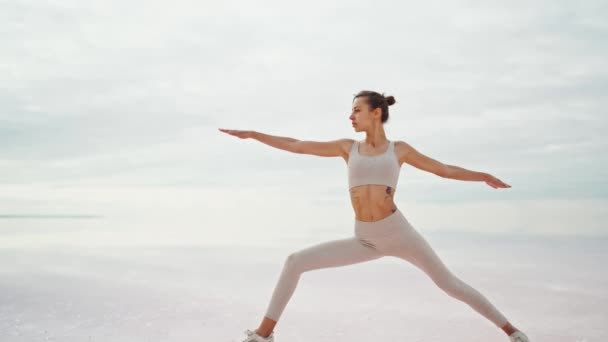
[343,138,357,151]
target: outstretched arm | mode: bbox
[219,128,297,152]
[396,140,511,189]
[218,128,349,158]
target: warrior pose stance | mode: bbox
[219,90,530,342]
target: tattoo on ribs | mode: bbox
[384,186,394,200]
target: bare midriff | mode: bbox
[349,184,397,222]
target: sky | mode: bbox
[1,0,607,247]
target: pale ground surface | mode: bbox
[0,232,606,342]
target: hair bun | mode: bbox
[385,95,396,106]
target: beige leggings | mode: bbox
[264,209,509,328]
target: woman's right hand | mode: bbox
[218,128,256,139]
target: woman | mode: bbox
[219,90,530,342]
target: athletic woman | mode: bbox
[219,90,530,342]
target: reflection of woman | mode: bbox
[219,90,530,342]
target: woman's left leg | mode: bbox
[383,212,510,329]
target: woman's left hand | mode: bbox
[484,174,511,189]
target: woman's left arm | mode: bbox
[443,164,487,181]
[396,141,511,188]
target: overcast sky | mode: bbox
[1,0,607,247]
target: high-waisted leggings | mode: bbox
[263,209,509,328]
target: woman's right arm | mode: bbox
[219,128,299,152]
[218,128,348,157]
[251,131,299,153]
[254,131,349,158]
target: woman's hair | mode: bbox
[353,90,396,123]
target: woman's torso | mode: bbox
[345,139,401,222]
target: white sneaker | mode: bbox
[509,331,530,342]
[240,329,275,342]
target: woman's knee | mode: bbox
[283,251,306,273]
[284,249,331,274]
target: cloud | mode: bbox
[0,1,607,239]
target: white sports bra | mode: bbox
[347,140,401,190]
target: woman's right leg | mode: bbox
[263,236,384,323]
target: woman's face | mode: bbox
[349,96,379,131]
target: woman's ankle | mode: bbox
[501,321,518,335]
[255,329,272,338]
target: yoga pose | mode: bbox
[219,90,530,342]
